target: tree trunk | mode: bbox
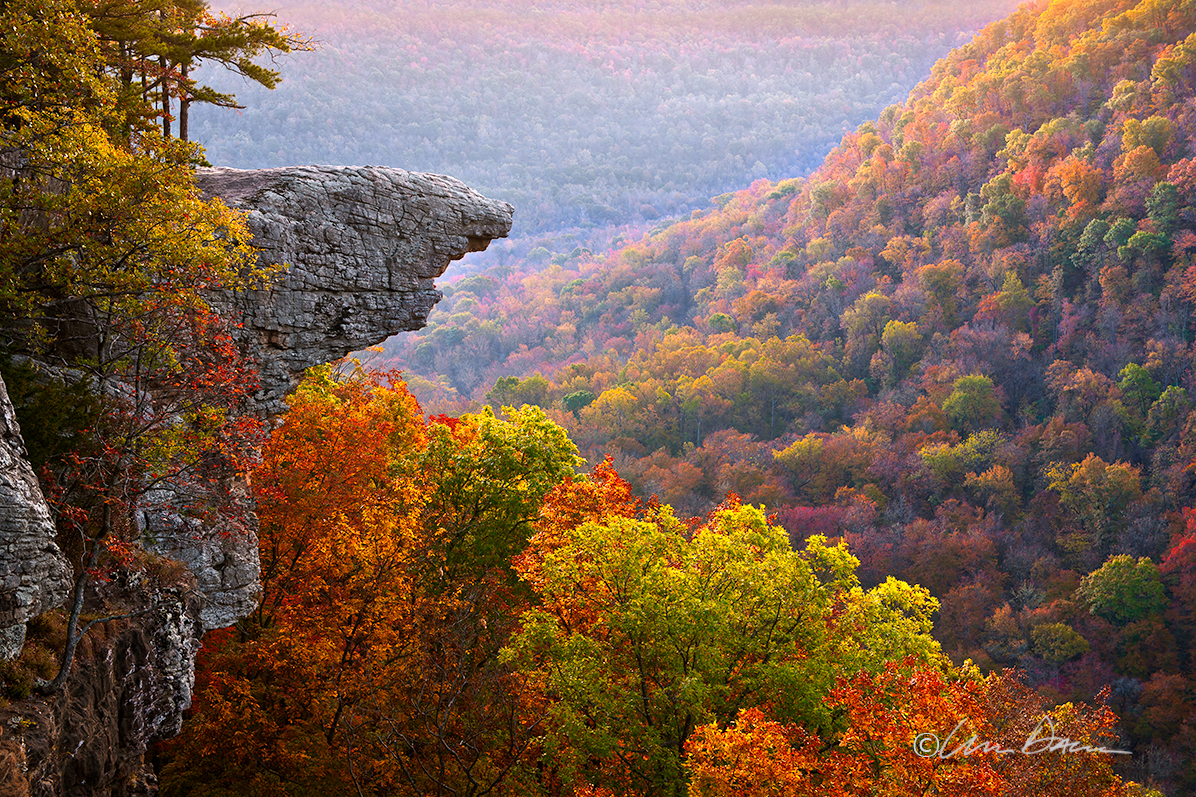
[179,63,189,142]
[37,504,108,694]
[161,56,171,138]
[120,42,134,142]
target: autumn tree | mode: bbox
[157,365,422,793]
[687,667,1148,797]
[505,497,942,796]
[943,375,1003,433]
[1046,454,1142,556]
[342,403,582,796]
[160,366,582,797]
[686,663,1003,797]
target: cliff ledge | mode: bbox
[0,165,512,796]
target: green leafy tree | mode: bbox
[880,319,922,382]
[1118,363,1161,423]
[487,373,553,410]
[85,0,308,140]
[1076,555,1166,626]
[1146,385,1191,443]
[418,403,582,584]
[708,312,736,333]
[992,271,1034,331]
[841,290,891,375]
[978,174,1028,245]
[1031,622,1091,664]
[505,499,942,796]
[1146,181,1179,236]
[561,388,596,417]
[942,374,1002,433]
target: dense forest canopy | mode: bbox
[367,0,1196,789]
[3,0,1192,793]
[159,366,1146,797]
[193,0,1019,250]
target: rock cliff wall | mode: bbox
[0,165,512,795]
[0,573,204,797]
[154,165,513,631]
[0,376,72,661]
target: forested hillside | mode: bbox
[7,0,1187,793]
[160,365,1147,797]
[193,0,1017,242]
[374,1,1196,788]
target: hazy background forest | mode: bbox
[196,0,1019,250]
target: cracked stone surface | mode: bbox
[195,165,514,417]
[134,165,514,631]
[0,373,72,660]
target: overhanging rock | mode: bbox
[151,165,513,630]
[195,165,514,417]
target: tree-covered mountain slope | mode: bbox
[379,2,1196,787]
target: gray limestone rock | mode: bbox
[137,484,260,632]
[0,374,72,660]
[128,166,512,631]
[195,165,514,417]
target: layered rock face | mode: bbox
[195,165,514,416]
[0,165,511,795]
[0,574,204,797]
[0,376,72,661]
[150,165,513,631]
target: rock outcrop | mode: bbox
[0,571,204,797]
[0,165,511,795]
[146,165,513,631]
[0,375,72,661]
[194,165,514,417]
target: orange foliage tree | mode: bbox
[158,365,582,796]
[687,664,1148,797]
